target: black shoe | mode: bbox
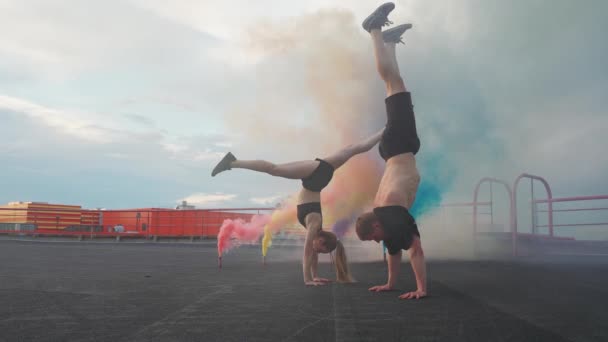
[362,2,395,32]
[211,152,236,177]
[382,24,413,44]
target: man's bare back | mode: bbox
[374,153,420,209]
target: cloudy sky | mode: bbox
[1,0,607,213]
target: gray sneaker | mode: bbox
[211,152,236,177]
[382,24,413,44]
[362,2,395,32]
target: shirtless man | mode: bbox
[355,2,427,300]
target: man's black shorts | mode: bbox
[379,91,420,161]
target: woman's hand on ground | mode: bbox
[313,277,332,283]
[305,281,328,286]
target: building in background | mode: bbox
[175,201,195,210]
[0,201,279,238]
[0,202,98,230]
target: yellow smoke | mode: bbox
[262,200,297,256]
[261,225,272,257]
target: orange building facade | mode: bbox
[0,202,274,238]
[0,202,91,230]
[99,209,262,236]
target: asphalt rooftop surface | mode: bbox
[1,238,607,342]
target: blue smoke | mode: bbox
[331,151,457,236]
[409,152,456,220]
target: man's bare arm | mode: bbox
[399,236,427,299]
[369,250,401,291]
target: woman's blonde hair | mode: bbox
[333,240,354,283]
[318,231,354,283]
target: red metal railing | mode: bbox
[513,173,554,238]
[533,195,608,231]
[437,174,608,257]
[472,177,515,256]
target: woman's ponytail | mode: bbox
[334,240,354,283]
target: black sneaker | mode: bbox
[211,152,236,177]
[362,2,395,32]
[382,24,413,44]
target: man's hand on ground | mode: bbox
[368,284,393,292]
[398,290,427,300]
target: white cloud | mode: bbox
[0,95,119,143]
[105,153,130,160]
[178,193,238,207]
[1,94,228,166]
[192,151,224,162]
[213,142,233,148]
[0,0,219,80]
[249,194,285,206]
[160,140,225,163]
[128,0,359,40]
[161,142,188,154]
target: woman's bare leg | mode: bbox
[230,159,320,179]
[323,128,384,169]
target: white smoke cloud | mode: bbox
[178,193,238,207]
[249,194,285,206]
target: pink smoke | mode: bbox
[217,214,271,256]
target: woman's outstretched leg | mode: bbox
[211,152,320,179]
[322,128,384,170]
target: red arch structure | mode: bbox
[473,177,514,255]
[512,173,554,256]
